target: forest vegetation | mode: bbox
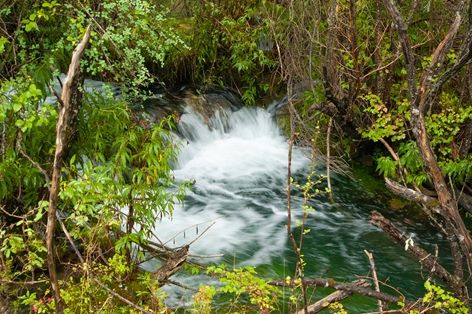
[1,0,472,313]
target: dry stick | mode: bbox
[55,212,152,314]
[46,25,91,314]
[326,117,333,199]
[365,250,383,313]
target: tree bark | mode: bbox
[46,25,91,313]
[150,246,189,286]
[380,0,417,100]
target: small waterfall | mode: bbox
[152,104,311,266]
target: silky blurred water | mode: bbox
[145,103,450,312]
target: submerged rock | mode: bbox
[130,85,244,129]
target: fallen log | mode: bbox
[270,277,412,307]
[296,279,371,314]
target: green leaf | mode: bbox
[0,36,9,53]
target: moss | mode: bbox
[389,198,406,211]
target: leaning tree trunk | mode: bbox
[46,25,91,313]
[380,0,472,304]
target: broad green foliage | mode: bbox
[0,74,189,311]
[60,92,190,255]
[427,104,472,158]
[361,93,409,142]
[361,89,472,187]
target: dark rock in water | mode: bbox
[129,85,244,129]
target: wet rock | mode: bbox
[130,85,244,129]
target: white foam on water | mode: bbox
[151,105,310,267]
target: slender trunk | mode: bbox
[47,25,91,313]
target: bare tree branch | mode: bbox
[380,0,417,100]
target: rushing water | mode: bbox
[141,101,451,312]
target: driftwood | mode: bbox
[296,279,371,314]
[46,25,91,314]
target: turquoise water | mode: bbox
[144,103,451,312]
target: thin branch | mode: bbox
[365,250,384,313]
[326,117,333,198]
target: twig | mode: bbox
[162,209,243,246]
[326,117,333,199]
[96,297,112,314]
[186,222,216,246]
[49,85,64,109]
[166,279,198,291]
[378,138,406,186]
[188,253,224,258]
[2,279,48,285]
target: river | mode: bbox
[139,98,451,312]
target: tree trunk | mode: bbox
[46,25,91,313]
